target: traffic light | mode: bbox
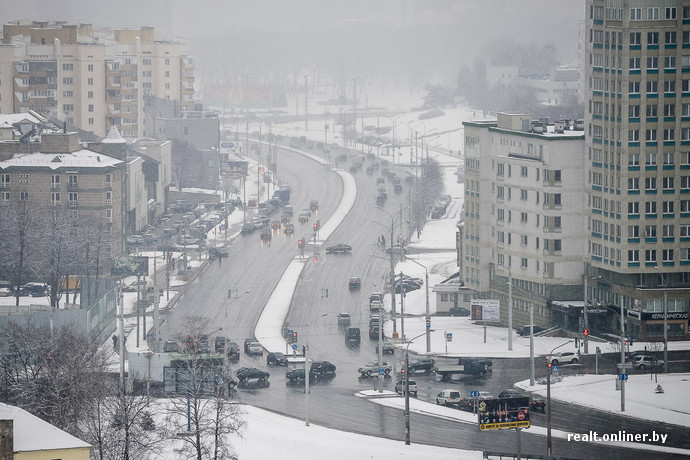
[575,337,579,348]
[292,331,297,343]
[313,256,317,264]
[583,329,589,337]
[548,362,552,369]
[298,239,303,249]
[313,223,318,231]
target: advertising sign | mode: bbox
[478,397,530,431]
[112,256,149,277]
[471,299,500,322]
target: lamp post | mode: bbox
[406,257,431,353]
[374,209,399,335]
[546,340,573,458]
[654,266,669,373]
[505,278,535,386]
[404,331,433,445]
[496,264,513,351]
[305,312,327,426]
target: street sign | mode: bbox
[426,317,431,328]
[470,390,479,398]
[291,344,298,351]
[378,368,385,376]
[445,332,453,342]
[619,374,629,381]
[478,397,530,431]
[552,366,559,373]
[313,232,317,238]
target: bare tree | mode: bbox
[0,202,35,306]
[409,158,445,238]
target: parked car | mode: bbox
[348,277,361,290]
[407,358,435,374]
[267,352,288,366]
[311,361,336,376]
[375,341,396,355]
[337,313,351,326]
[286,367,319,382]
[516,325,545,336]
[545,352,579,365]
[633,355,663,370]
[448,306,470,317]
[326,243,352,254]
[395,379,418,397]
[358,361,392,377]
[435,389,463,407]
[236,367,269,383]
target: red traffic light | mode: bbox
[298,239,303,249]
[583,329,589,336]
[313,223,317,230]
[548,362,552,368]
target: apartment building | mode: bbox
[0,21,195,139]
[462,114,586,330]
[585,0,690,339]
[0,131,125,256]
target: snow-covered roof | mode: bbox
[0,402,91,452]
[0,113,43,126]
[102,125,126,144]
[0,150,123,169]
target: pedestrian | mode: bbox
[112,334,118,349]
[302,345,306,356]
[381,234,385,247]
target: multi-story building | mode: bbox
[0,131,125,256]
[585,0,690,339]
[0,20,195,139]
[462,114,586,330]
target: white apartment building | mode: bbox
[0,21,194,139]
[462,114,586,329]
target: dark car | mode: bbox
[227,342,240,363]
[267,352,288,366]
[516,325,545,336]
[284,223,295,235]
[286,367,319,382]
[311,360,336,376]
[407,358,435,374]
[369,325,384,340]
[236,367,270,382]
[345,327,361,345]
[209,247,229,260]
[448,306,471,317]
[348,277,361,290]
[163,340,179,353]
[310,200,319,211]
[498,389,523,399]
[241,223,256,235]
[326,243,352,254]
[530,395,546,412]
[214,336,226,353]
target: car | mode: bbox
[633,355,663,370]
[284,223,295,235]
[326,243,352,254]
[370,293,384,305]
[298,212,310,224]
[375,341,396,355]
[516,325,545,336]
[236,367,270,383]
[286,367,319,382]
[260,228,272,241]
[214,336,226,353]
[271,220,281,230]
[345,327,361,345]
[407,358,435,374]
[530,395,546,412]
[626,350,649,362]
[227,342,240,363]
[358,360,392,377]
[244,339,263,355]
[448,306,470,317]
[498,389,523,399]
[126,235,145,245]
[545,351,579,365]
[369,325,384,340]
[267,352,288,366]
[395,379,418,397]
[337,313,351,326]
[436,389,463,407]
[311,360,336,376]
[163,340,179,353]
[376,193,387,206]
[348,277,361,290]
[209,247,229,259]
[241,223,256,235]
[309,200,319,211]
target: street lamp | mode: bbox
[305,312,327,426]
[654,266,669,373]
[546,340,573,458]
[406,257,431,353]
[404,331,433,445]
[496,264,513,351]
[373,212,398,336]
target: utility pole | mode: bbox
[583,264,589,354]
[304,74,309,132]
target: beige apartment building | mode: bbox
[585,0,690,339]
[0,20,195,139]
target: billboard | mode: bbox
[471,299,500,322]
[478,397,530,431]
[112,256,149,277]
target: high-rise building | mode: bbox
[0,21,195,138]
[585,0,690,339]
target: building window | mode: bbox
[62,63,73,71]
[666,7,677,19]
[521,258,528,268]
[629,129,639,142]
[631,8,642,20]
[629,81,640,94]
[51,192,60,205]
[521,235,528,246]
[628,177,639,190]
[663,224,674,237]
[663,201,674,214]
[645,201,657,214]
[630,31,641,44]
[88,91,94,99]
[648,57,658,70]
[20,191,29,201]
[628,153,640,166]
[68,192,78,206]
[1,174,10,187]
[88,78,94,85]
[88,104,94,112]
[88,118,94,125]
[105,174,111,185]
[630,57,640,69]
[663,176,675,191]
[665,31,677,45]
[0,191,9,202]
[88,64,93,71]
[645,249,657,263]
[628,250,639,263]
[648,9,660,21]
[645,225,657,238]
[646,153,657,166]
[629,201,640,215]
[646,129,657,142]
[646,81,658,94]
[665,80,676,93]
[105,191,112,205]
[645,177,657,191]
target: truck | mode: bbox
[433,358,492,381]
[272,188,291,204]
